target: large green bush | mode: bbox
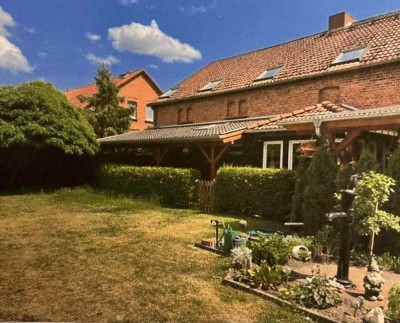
[93,164,200,208]
[302,147,338,235]
[214,166,296,220]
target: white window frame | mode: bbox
[127,100,137,120]
[263,141,283,169]
[145,106,154,123]
[288,140,306,170]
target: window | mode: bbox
[227,101,236,118]
[255,66,283,81]
[198,80,222,92]
[239,100,248,116]
[178,108,185,123]
[177,107,193,124]
[159,89,177,99]
[263,141,283,169]
[146,106,154,123]
[186,108,193,123]
[332,47,368,65]
[127,101,137,120]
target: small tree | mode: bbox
[354,171,400,256]
[79,65,130,138]
[302,146,338,235]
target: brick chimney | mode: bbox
[329,12,356,30]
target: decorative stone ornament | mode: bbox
[364,307,385,323]
[363,256,385,301]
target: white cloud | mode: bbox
[0,36,33,73]
[24,27,35,34]
[38,51,47,58]
[147,64,158,69]
[86,32,101,42]
[86,53,119,65]
[119,0,138,6]
[192,5,214,14]
[108,20,202,63]
[0,6,33,73]
[0,6,14,36]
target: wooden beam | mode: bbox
[152,146,169,165]
[334,131,362,155]
[198,145,231,179]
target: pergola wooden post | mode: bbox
[198,145,230,179]
[152,146,169,166]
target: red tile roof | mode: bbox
[155,11,400,103]
[99,101,348,144]
[65,70,159,107]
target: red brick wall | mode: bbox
[155,63,400,127]
[120,75,160,130]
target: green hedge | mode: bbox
[214,166,296,220]
[93,164,200,208]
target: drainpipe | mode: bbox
[313,119,329,146]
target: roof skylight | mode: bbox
[254,66,283,81]
[159,89,177,99]
[198,80,222,92]
[332,47,368,65]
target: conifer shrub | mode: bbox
[93,164,200,208]
[357,149,380,174]
[302,146,338,235]
[387,149,400,214]
[214,166,296,220]
[290,156,311,222]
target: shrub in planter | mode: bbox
[215,166,296,220]
[279,277,342,309]
[93,163,200,208]
[248,262,289,290]
[251,234,292,266]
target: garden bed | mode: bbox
[225,258,400,323]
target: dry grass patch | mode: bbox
[0,187,308,322]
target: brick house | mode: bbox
[99,11,400,178]
[65,70,162,131]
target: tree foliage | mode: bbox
[387,149,400,213]
[79,65,130,138]
[354,171,400,254]
[290,156,311,222]
[0,82,98,154]
[302,146,338,235]
[0,81,98,186]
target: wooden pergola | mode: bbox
[279,106,400,165]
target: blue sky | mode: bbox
[0,0,399,92]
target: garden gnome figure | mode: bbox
[363,256,385,301]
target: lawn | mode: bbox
[0,187,309,322]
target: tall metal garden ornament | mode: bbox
[326,163,360,288]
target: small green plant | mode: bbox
[279,277,342,309]
[388,284,400,321]
[311,225,340,262]
[377,252,400,273]
[231,246,252,270]
[251,234,292,266]
[248,262,288,290]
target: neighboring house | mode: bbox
[99,11,400,179]
[65,70,162,131]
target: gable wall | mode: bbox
[119,75,160,130]
[154,63,400,127]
